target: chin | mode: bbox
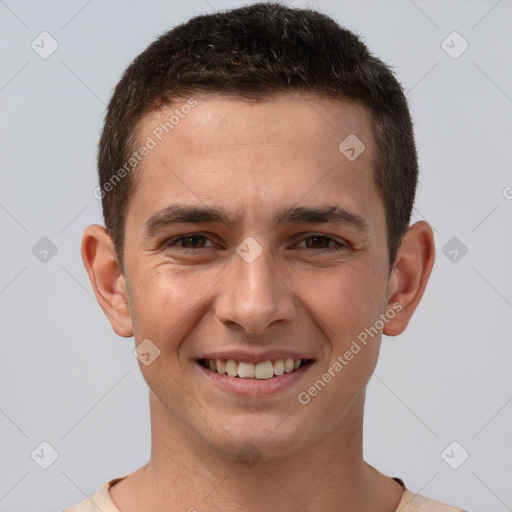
[207,412,316,464]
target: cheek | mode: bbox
[127,267,206,401]
[296,280,383,426]
[129,266,187,338]
[292,264,385,340]
[292,265,385,398]
[128,264,220,352]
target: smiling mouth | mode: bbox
[198,358,314,380]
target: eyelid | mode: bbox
[165,233,217,249]
[165,232,348,252]
[292,233,347,251]
[293,232,346,244]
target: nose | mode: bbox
[214,242,296,335]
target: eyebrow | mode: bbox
[143,204,369,237]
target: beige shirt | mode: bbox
[63,476,467,511]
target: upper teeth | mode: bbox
[208,358,302,379]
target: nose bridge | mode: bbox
[238,244,277,300]
[215,239,295,334]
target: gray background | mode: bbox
[1,1,511,511]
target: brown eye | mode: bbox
[166,234,214,250]
[179,235,207,248]
[295,235,347,253]
[304,236,332,249]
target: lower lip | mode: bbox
[196,361,314,396]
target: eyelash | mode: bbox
[164,234,347,254]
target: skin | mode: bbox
[82,92,435,512]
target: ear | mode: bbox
[81,224,133,337]
[383,220,435,337]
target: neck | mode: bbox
[110,389,403,512]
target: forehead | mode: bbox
[128,92,383,232]
[140,92,374,162]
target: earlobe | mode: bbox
[383,221,435,337]
[81,224,134,338]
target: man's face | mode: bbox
[122,92,393,459]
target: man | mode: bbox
[65,3,466,511]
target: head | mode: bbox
[83,3,434,461]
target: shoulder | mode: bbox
[398,488,468,512]
[62,477,125,512]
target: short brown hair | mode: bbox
[98,2,418,273]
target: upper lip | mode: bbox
[197,350,314,365]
